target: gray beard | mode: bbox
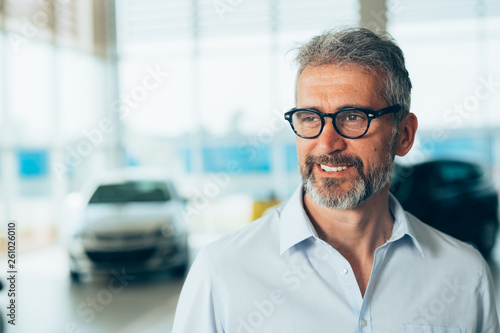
[300,150,394,210]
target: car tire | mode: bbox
[70,270,82,283]
[171,262,188,277]
[479,219,499,259]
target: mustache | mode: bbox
[305,153,363,170]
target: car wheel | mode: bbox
[479,219,499,259]
[171,263,188,277]
[70,270,82,283]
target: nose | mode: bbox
[315,117,347,153]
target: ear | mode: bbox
[395,113,418,157]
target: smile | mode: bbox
[320,164,349,172]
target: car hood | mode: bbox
[77,202,179,234]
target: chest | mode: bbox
[350,259,373,297]
[215,246,479,332]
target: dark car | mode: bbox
[390,159,499,258]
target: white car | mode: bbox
[66,171,189,282]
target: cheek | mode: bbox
[357,143,388,169]
[372,144,393,166]
[295,139,313,162]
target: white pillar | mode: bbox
[0,31,18,223]
[359,0,387,31]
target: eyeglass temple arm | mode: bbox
[371,105,401,118]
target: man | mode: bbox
[173,27,499,332]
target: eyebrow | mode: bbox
[298,104,374,113]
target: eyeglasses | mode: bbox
[284,104,401,139]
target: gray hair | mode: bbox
[294,27,412,130]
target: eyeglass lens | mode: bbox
[291,110,368,138]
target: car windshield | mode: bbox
[435,162,483,185]
[89,181,172,203]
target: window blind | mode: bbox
[388,0,500,23]
[118,0,359,44]
[1,0,104,55]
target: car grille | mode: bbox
[85,248,156,263]
[94,230,158,242]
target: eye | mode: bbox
[294,111,320,123]
[339,111,366,123]
[302,115,319,122]
[346,114,363,121]
[336,110,368,130]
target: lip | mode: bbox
[314,163,354,176]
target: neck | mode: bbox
[303,186,394,258]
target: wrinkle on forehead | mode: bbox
[295,64,386,106]
[296,65,387,111]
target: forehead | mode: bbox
[296,65,385,109]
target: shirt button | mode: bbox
[340,268,348,275]
[361,319,367,327]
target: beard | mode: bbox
[300,147,395,210]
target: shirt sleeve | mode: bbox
[172,249,222,333]
[477,263,500,332]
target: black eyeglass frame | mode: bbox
[284,104,401,139]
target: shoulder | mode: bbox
[405,211,486,268]
[404,212,499,327]
[203,205,284,260]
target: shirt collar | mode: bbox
[279,186,318,255]
[387,192,425,257]
[279,186,425,257]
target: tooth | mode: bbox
[320,165,348,172]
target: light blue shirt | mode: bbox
[173,186,499,333]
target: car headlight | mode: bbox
[72,232,85,240]
[69,233,86,253]
[160,222,175,238]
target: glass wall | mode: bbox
[387,0,500,181]
[0,0,112,242]
[115,0,360,231]
[1,0,499,237]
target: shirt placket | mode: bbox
[356,243,390,333]
[314,238,391,333]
